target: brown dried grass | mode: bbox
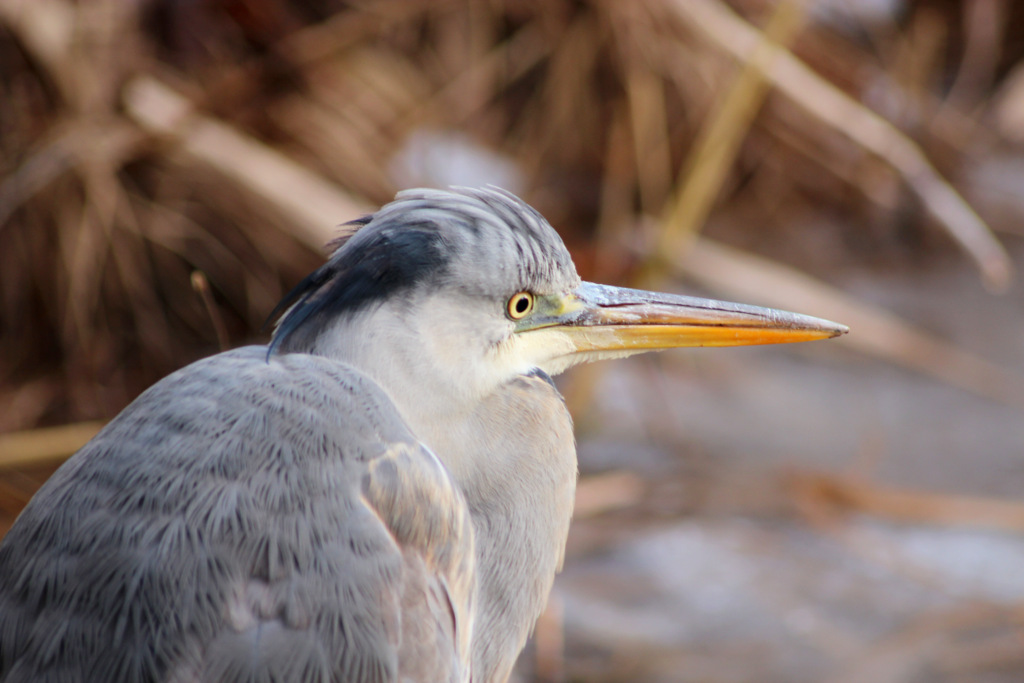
[2,0,1017,434]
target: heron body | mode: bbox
[0,188,845,683]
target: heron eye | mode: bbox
[507,292,534,320]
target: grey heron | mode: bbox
[0,187,846,683]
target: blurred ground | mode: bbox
[2,0,1024,681]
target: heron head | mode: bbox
[269,187,846,409]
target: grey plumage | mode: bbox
[0,187,846,683]
[1,348,476,683]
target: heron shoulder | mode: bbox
[0,346,475,683]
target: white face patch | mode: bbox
[513,327,649,376]
[310,289,608,445]
[392,292,545,407]
[490,327,578,378]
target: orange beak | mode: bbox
[530,282,847,353]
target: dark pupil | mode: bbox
[515,296,529,313]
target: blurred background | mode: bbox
[2,0,1024,680]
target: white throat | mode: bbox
[308,298,504,471]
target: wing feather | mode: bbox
[0,346,475,683]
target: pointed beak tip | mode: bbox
[818,319,849,339]
[788,316,848,343]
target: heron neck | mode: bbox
[411,374,577,683]
[307,315,577,681]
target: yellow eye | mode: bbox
[507,292,534,320]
